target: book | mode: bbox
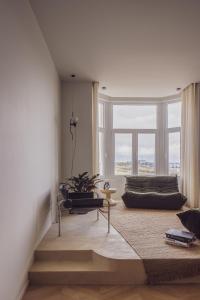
[165,237,192,248]
[165,229,196,243]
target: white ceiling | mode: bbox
[30,0,200,97]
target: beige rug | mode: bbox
[103,203,200,283]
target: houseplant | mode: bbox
[65,172,103,199]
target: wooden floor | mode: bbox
[23,284,200,300]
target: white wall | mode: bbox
[0,1,60,299]
[61,82,93,180]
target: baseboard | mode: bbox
[16,279,29,300]
[16,219,52,300]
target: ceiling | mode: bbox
[30,0,200,97]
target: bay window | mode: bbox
[98,98,181,178]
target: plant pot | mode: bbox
[68,192,94,199]
[69,198,103,208]
[63,192,95,209]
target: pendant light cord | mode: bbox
[70,125,77,177]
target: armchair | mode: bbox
[57,184,110,236]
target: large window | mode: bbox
[168,132,180,176]
[112,103,157,176]
[168,102,181,128]
[138,133,155,175]
[167,102,181,176]
[115,133,132,175]
[98,99,181,177]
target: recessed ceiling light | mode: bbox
[70,74,76,78]
[102,86,107,90]
[176,87,181,91]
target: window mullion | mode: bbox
[105,102,113,177]
[132,131,138,175]
[168,127,180,133]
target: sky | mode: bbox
[115,134,180,163]
[113,105,156,129]
[115,134,156,163]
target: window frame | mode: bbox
[98,101,106,177]
[111,101,158,177]
[98,97,181,178]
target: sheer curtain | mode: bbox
[181,83,200,208]
[92,81,99,174]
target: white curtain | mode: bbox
[181,83,200,208]
[92,81,99,175]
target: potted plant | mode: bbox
[65,172,103,199]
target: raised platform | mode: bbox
[29,210,147,285]
[29,206,200,286]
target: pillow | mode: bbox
[177,210,200,239]
[122,191,186,210]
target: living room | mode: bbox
[1,1,200,300]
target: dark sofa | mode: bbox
[122,176,187,210]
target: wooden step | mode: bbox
[29,249,146,285]
[30,259,112,272]
[29,258,116,285]
[29,270,119,285]
[35,249,93,262]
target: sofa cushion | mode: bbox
[177,210,200,239]
[125,176,179,193]
[122,191,187,210]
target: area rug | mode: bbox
[103,203,200,284]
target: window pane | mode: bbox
[113,105,157,129]
[99,132,104,175]
[169,132,180,176]
[98,103,104,128]
[168,102,181,128]
[138,134,155,175]
[115,134,132,175]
